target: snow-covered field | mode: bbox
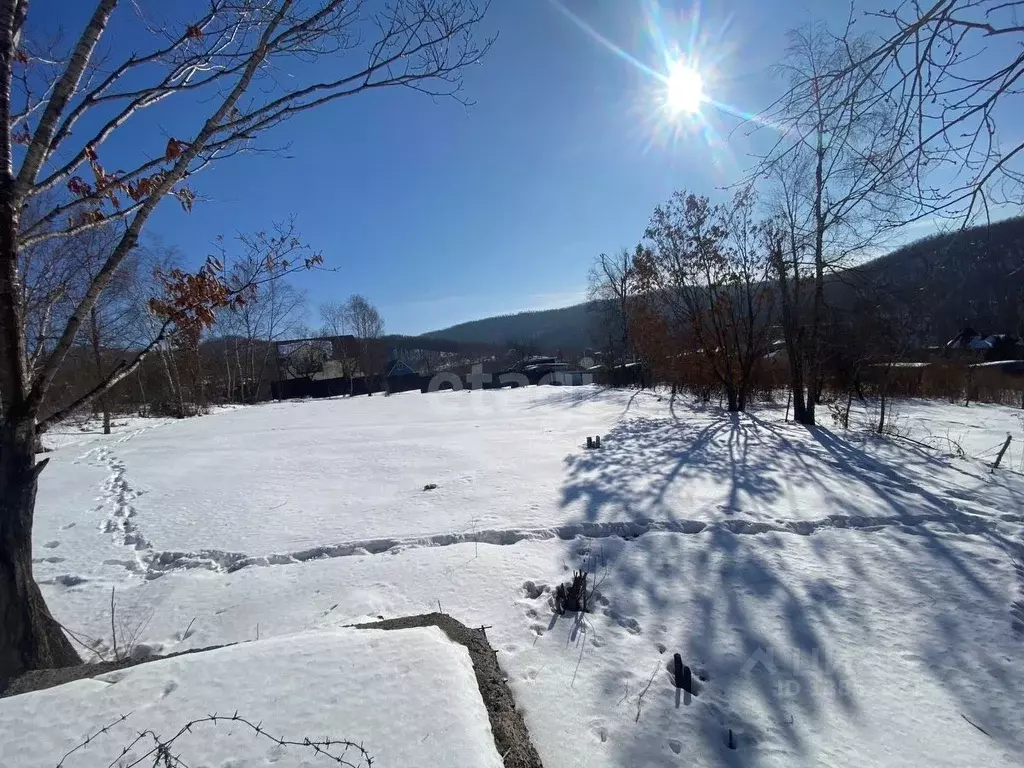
[6,387,1024,767]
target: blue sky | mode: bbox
[30,1,1008,335]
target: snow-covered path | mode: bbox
[16,388,1024,767]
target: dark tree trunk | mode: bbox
[877,367,892,434]
[793,394,809,424]
[785,343,811,425]
[725,384,740,412]
[0,420,80,686]
[790,378,809,425]
[771,245,813,426]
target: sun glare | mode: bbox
[665,61,705,115]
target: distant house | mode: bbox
[384,359,418,378]
[946,328,1024,361]
[382,358,421,394]
[521,356,569,376]
[523,355,557,365]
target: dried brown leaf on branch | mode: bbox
[70,209,105,227]
[165,138,187,161]
[67,176,93,197]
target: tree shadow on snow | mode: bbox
[560,411,790,525]
[555,403,1024,764]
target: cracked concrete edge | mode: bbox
[1,643,234,698]
[351,612,544,768]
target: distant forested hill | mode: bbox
[838,216,1024,340]
[421,303,597,352]
[419,216,1024,353]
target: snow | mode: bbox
[853,397,1024,471]
[40,414,178,452]
[0,627,502,768]
[10,386,1024,767]
[869,361,931,368]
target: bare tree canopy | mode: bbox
[0,0,492,683]
[587,248,636,367]
[2,0,492,427]
[344,293,384,392]
[758,2,1023,224]
[320,300,349,337]
[855,0,1024,221]
[345,294,385,341]
[746,20,921,424]
[638,188,774,412]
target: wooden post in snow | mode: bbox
[992,434,1013,471]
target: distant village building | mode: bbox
[946,328,1024,361]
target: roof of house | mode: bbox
[384,359,418,378]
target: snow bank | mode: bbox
[0,626,502,768]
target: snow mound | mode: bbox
[0,626,503,768]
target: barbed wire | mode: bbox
[55,712,372,768]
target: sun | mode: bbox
[665,61,705,115]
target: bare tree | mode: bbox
[845,1,1024,223]
[627,253,677,390]
[640,189,774,411]
[280,338,330,380]
[85,246,145,432]
[750,20,916,424]
[217,224,310,402]
[19,210,146,432]
[319,299,359,386]
[344,294,384,394]
[319,301,348,337]
[507,337,538,368]
[0,0,492,681]
[587,248,636,367]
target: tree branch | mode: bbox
[26,1,292,415]
[15,0,118,192]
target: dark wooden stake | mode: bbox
[992,434,1013,471]
[673,654,683,688]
